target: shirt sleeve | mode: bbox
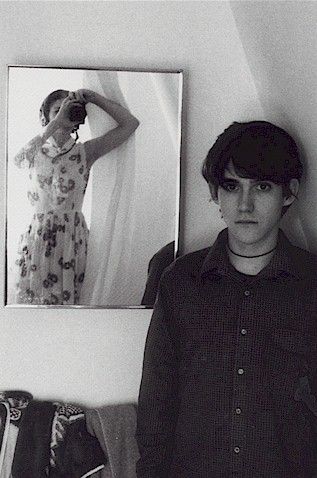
[14,135,42,168]
[136,273,179,478]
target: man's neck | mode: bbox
[227,229,279,275]
[227,250,275,275]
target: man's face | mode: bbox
[213,161,297,248]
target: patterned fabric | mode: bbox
[50,403,85,468]
[0,424,19,478]
[0,391,33,478]
[0,392,33,427]
[49,419,106,478]
[136,228,317,478]
[14,136,90,305]
[0,403,10,474]
[0,391,33,407]
[0,395,105,478]
[49,402,106,477]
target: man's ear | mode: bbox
[283,179,299,207]
[208,183,219,204]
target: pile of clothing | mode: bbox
[0,391,106,477]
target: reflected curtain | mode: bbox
[80,71,136,305]
[81,71,179,306]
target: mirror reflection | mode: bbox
[6,66,182,307]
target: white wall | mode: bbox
[0,0,286,406]
[231,0,317,252]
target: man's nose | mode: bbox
[238,189,254,213]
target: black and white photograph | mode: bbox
[0,1,317,477]
[6,66,182,308]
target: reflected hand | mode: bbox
[71,89,92,104]
[54,96,80,129]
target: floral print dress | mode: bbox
[14,136,90,305]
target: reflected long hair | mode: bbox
[39,89,86,138]
[39,89,69,127]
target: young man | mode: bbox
[136,121,317,477]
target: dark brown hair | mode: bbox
[39,89,69,126]
[202,121,303,199]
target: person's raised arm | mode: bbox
[136,274,179,478]
[14,95,79,168]
[73,89,140,169]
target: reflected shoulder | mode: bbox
[161,247,210,282]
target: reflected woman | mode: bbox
[13,89,139,305]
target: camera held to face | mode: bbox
[67,102,87,124]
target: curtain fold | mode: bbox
[80,71,136,305]
[80,71,179,306]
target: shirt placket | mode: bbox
[229,281,256,477]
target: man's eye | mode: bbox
[256,183,271,191]
[222,182,238,192]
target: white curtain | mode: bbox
[80,71,136,305]
[149,72,180,154]
[80,71,180,306]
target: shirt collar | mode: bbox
[42,137,76,158]
[199,228,303,282]
[200,228,231,280]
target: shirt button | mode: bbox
[234,446,240,454]
[244,290,250,297]
[237,368,244,375]
[235,407,242,414]
[241,328,247,335]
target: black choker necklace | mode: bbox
[227,245,277,258]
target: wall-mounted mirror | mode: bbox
[6,66,182,308]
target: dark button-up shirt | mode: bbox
[136,229,317,478]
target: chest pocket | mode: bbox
[268,328,317,396]
[268,329,317,471]
[272,328,317,356]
